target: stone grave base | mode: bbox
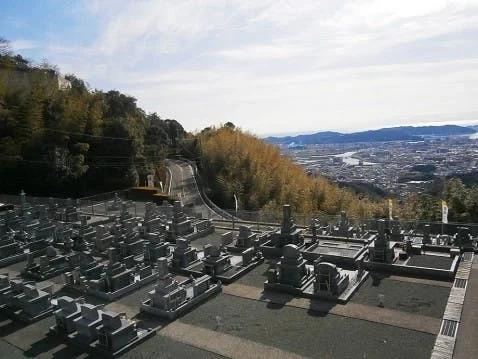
[90,328,156,358]
[184,226,215,241]
[0,303,54,323]
[264,275,315,298]
[140,282,221,320]
[264,270,369,304]
[0,252,27,268]
[169,259,204,277]
[363,255,459,281]
[215,255,264,283]
[259,241,306,259]
[48,324,72,337]
[22,264,70,281]
[87,272,157,301]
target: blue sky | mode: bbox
[2,0,478,136]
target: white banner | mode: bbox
[442,200,448,224]
[388,199,393,220]
[147,174,154,187]
[234,194,238,213]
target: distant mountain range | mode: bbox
[266,125,476,145]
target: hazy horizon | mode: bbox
[261,116,478,137]
[2,0,478,136]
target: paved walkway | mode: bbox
[223,283,441,334]
[388,275,453,288]
[0,267,20,278]
[104,302,139,319]
[0,315,80,359]
[160,321,310,359]
[431,253,474,359]
[453,256,478,359]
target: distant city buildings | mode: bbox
[284,136,478,197]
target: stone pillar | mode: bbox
[283,205,291,221]
[423,225,431,244]
[377,219,386,236]
[20,189,26,215]
[173,201,182,214]
[121,202,129,215]
[108,247,119,264]
[157,257,169,277]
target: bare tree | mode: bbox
[0,37,12,56]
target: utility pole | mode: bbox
[233,194,238,230]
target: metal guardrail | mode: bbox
[3,185,478,237]
[172,160,478,235]
[185,160,235,220]
[0,194,71,207]
[214,208,478,236]
[79,189,130,203]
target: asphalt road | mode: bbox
[76,160,229,220]
[166,160,221,219]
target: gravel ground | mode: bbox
[2,260,27,274]
[0,309,223,359]
[180,293,436,359]
[113,283,153,310]
[0,340,35,359]
[351,275,450,318]
[190,231,226,249]
[0,313,89,358]
[123,333,227,359]
[0,235,451,359]
[47,274,64,284]
[407,255,453,269]
[52,286,106,306]
[235,261,277,288]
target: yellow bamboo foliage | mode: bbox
[199,126,385,217]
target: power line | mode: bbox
[39,127,137,141]
[1,157,163,169]
[9,124,137,141]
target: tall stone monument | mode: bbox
[272,205,304,248]
[368,219,394,263]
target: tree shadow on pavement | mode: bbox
[23,334,65,358]
[0,315,29,337]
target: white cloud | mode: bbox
[10,39,37,51]
[216,43,314,60]
[322,0,478,53]
[88,0,255,56]
[114,57,478,135]
[29,0,478,135]
[70,0,478,65]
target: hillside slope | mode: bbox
[195,126,386,217]
[0,48,185,196]
[266,125,475,145]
